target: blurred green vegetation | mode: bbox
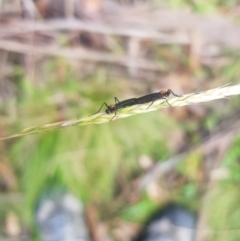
[0,52,238,240]
[119,196,159,222]
[1,1,240,240]
[6,60,182,229]
[168,0,239,13]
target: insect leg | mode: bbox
[162,97,172,107]
[110,96,123,121]
[109,96,120,121]
[110,114,116,121]
[146,101,154,110]
[110,107,117,121]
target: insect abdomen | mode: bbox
[136,93,160,104]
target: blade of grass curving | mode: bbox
[0,84,240,140]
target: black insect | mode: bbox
[93,89,181,120]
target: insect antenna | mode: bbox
[91,102,110,116]
[167,89,182,97]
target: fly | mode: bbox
[93,89,181,120]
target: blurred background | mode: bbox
[1,0,240,240]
